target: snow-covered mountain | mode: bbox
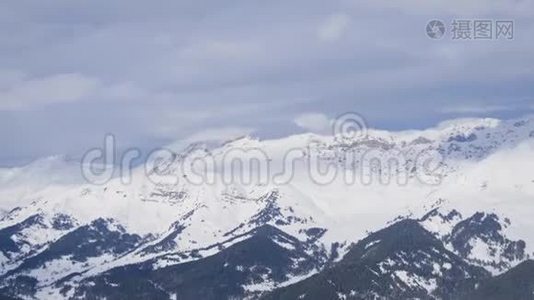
[1,116,534,299]
[0,155,85,218]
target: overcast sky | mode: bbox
[1,0,534,166]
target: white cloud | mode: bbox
[294,113,331,133]
[0,70,25,89]
[167,126,256,151]
[186,127,255,142]
[317,13,351,41]
[0,72,158,110]
[0,73,100,110]
[99,82,149,101]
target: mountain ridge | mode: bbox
[1,115,534,299]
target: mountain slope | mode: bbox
[265,220,489,300]
[461,259,534,300]
[55,225,323,300]
[420,209,528,274]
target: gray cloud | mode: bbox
[1,0,534,165]
[294,113,331,133]
[0,73,100,110]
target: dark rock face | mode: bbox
[265,220,489,300]
[447,133,478,143]
[0,214,44,257]
[447,212,526,271]
[0,213,78,266]
[223,191,310,238]
[420,208,462,224]
[67,225,323,300]
[51,214,76,230]
[460,260,534,300]
[0,218,143,299]
[0,275,37,299]
[0,209,531,300]
[139,223,186,255]
[13,218,141,269]
[513,120,527,127]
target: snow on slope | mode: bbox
[0,155,86,217]
[419,139,534,274]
